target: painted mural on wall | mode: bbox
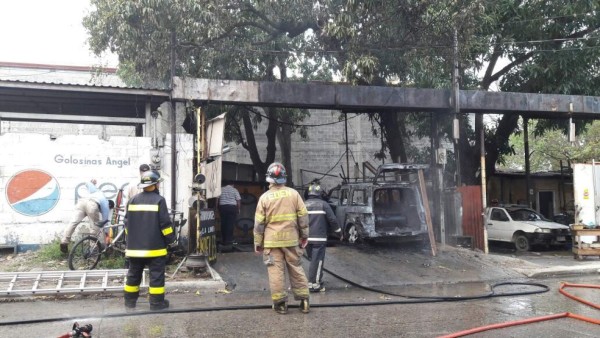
[0,133,195,251]
[0,133,154,249]
[6,169,61,217]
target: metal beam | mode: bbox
[460,90,600,116]
[173,77,600,117]
[0,112,145,125]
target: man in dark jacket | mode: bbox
[123,170,177,311]
[304,183,341,292]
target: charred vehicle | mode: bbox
[327,164,429,244]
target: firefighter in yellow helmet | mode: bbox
[254,162,310,314]
[123,170,177,311]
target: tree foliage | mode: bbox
[501,119,600,172]
[84,0,328,183]
[472,0,600,182]
[84,0,600,187]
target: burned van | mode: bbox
[328,164,429,244]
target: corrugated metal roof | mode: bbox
[0,63,168,91]
[0,77,168,91]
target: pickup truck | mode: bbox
[484,205,571,251]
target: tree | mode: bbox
[469,0,600,183]
[321,0,600,186]
[501,119,600,171]
[85,0,600,188]
[84,0,326,183]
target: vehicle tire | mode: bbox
[345,224,362,245]
[514,234,530,252]
[68,236,102,270]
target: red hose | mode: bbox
[438,313,568,338]
[439,312,600,338]
[559,282,600,310]
[440,282,600,337]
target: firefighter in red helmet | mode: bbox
[254,162,310,314]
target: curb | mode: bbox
[167,264,227,293]
[514,265,600,278]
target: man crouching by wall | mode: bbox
[254,162,310,314]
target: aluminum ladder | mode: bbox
[0,269,148,297]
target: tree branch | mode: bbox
[484,26,600,89]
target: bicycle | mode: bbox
[67,221,126,270]
[67,209,187,270]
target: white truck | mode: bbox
[573,163,600,227]
[572,162,600,245]
[484,205,571,251]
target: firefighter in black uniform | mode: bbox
[123,170,176,310]
[304,183,341,292]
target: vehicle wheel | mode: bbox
[345,224,361,245]
[68,236,102,270]
[514,234,530,252]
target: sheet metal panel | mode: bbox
[458,186,485,251]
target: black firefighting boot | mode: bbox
[300,299,310,314]
[272,301,288,314]
[124,291,139,309]
[149,294,170,311]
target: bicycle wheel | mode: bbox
[68,235,103,270]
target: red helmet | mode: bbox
[266,162,287,184]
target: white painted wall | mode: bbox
[573,163,600,243]
[0,133,193,250]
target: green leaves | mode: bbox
[84,0,600,182]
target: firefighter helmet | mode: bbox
[307,184,322,197]
[138,170,163,188]
[266,162,287,184]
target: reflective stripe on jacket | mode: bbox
[125,191,175,257]
[305,197,340,243]
[254,184,309,248]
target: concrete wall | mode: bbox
[222,109,432,191]
[487,175,574,217]
[0,132,193,251]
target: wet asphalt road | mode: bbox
[1,242,599,337]
[1,275,599,337]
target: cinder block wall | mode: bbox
[222,109,424,191]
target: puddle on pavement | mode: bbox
[379,281,492,298]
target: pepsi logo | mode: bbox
[6,169,61,216]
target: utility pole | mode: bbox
[524,116,532,208]
[344,112,350,181]
[169,31,177,212]
[452,27,462,187]
[480,118,488,254]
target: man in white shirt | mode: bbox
[126,164,151,203]
[217,180,241,251]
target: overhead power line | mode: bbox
[179,34,600,57]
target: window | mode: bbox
[340,189,349,206]
[509,209,542,221]
[351,189,367,206]
[374,189,389,208]
[491,209,509,221]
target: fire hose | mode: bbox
[0,258,551,329]
[439,282,600,337]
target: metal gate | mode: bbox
[457,186,485,251]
